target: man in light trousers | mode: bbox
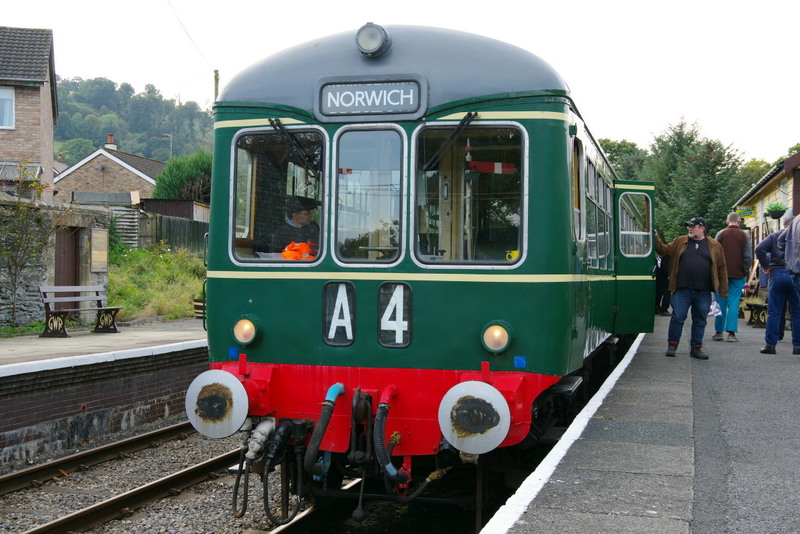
[712,212,752,342]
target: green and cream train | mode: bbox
[185,23,655,525]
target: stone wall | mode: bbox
[0,199,111,327]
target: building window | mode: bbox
[0,87,14,128]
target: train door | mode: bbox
[614,181,655,334]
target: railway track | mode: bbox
[20,449,240,533]
[0,421,243,534]
[0,422,195,496]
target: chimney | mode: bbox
[105,133,117,151]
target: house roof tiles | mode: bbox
[54,148,166,186]
[0,26,54,84]
[107,150,167,181]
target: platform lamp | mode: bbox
[162,133,173,159]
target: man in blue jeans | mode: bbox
[655,217,729,359]
[778,214,800,355]
[756,216,799,354]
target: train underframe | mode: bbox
[191,334,630,528]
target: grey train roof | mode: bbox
[219,25,570,112]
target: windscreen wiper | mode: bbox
[269,118,320,179]
[422,112,477,172]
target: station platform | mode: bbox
[0,318,207,373]
[485,313,800,534]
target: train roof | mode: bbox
[219,25,570,113]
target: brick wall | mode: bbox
[0,86,45,162]
[55,153,155,200]
[0,347,209,471]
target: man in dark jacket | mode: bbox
[655,217,728,360]
[271,195,320,254]
[712,212,752,342]
[756,216,799,354]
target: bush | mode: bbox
[108,242,205,321]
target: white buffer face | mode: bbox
[437,381,511,455]
[185,370,249,438]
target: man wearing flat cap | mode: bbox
[271,195,320,253]
[655,217,728,359]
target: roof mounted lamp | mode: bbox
[356,23,391,58]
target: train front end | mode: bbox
[185,24,653,524]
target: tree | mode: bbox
[782,142,800,160]
[75,77,119,113]
[0,162,71,325]
[736,158,772,194]
[641,120,745,240]
[599,138,648,181]
[54,76,213,161]
[58,138,96,166]
[153,148,212,203]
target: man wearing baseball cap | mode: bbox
[271,195,321,255]
[655,216,729,359]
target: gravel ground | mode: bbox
[0,417,279,533]
[0,417,484,533]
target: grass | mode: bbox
[108,242,205,322]
[0,242,205,337]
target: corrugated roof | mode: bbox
[0,26,53,83]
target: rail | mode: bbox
[0,422,193,496]
[21,449,240,534]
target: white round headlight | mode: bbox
[233,318,257,345]
[481,322,513,354]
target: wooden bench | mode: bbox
[39,285,123,338]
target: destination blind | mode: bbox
[320,81,420,116]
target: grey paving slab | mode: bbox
[559,440,693,478]
[530,468,692,520]
[507,508,689,534]
[596,394,693,424]
[581,418,692,447]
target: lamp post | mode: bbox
[162,133,173,159]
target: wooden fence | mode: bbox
[138,213,208,254]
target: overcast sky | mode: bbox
[6,0,799,162]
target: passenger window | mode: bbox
[619,192,652,257]
[415,126,522,264]
[232,129,324,261]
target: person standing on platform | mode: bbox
[712,212,752,342]
[655,255,671,316]
[756,216,799,354]
[655,217,728,360]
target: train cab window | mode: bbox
[232,129,324,261]
[335,129,402,263]
[415,126,522,265]
[618,192,652,257]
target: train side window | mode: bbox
[618,192,652,257]
[587,201,598,267]
[572,140,584,242]
[415,126,522,264]
[232,130,324,261]
[335,129,402,263]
